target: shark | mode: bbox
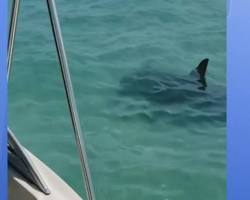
[118,59,226,122]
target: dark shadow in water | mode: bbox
[117,59,226,123]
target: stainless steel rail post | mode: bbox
[46,1,96,200]
[7,0,51,195]
[8,0,20,80]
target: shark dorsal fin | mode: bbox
[196,58,209,79]
[189,58,209,90]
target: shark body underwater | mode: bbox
[118,58,226,122]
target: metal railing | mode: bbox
[8,1,96,199]
[8,0,20,80]
[46,1,96,200]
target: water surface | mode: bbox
[9,0,226,199]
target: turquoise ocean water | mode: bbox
[9,0,226,199]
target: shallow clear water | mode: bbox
[9,0,226,199]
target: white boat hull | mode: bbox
[9,150,82,200]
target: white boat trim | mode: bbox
[9,149,82,200]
